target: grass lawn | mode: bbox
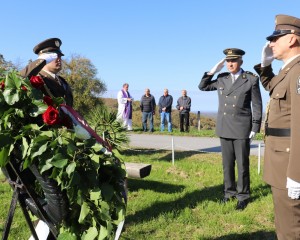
[0,150,275,240]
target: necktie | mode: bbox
[231,74,235,84]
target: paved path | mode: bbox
[129,133,264,156]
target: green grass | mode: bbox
[0,150,275,240]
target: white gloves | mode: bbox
[209,59,225,75]
[249,131,256,142]
[287,177,300,200]
[38,52,58,64]
[261,42,274,67]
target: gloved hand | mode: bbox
[261,42,274,67]
[287,177,300,199]
[209,59,225,75]
[249,131,256,142]
[38,52,58,64]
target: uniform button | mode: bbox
[224,112,226,115]
[225,103,227,106]
[286,148,290,152]
[276,93,279,97]
[226,96,228,98]
[233,104,235,107]
[234,96,236,99]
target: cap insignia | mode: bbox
[55,40,60,47]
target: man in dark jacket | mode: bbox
[158,89,173,132]
[199,48,262,211]
[176,90,191,132]
[20,38,73,107]
[140,88,156,132]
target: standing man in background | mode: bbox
[176,89,191,132]
[158,89,173,132]
[254,14,300,239]
[117,83,134,131]
[140,88,156,132]
[199,48,262,211]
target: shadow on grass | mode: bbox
[126,184,224,224]
[207,230,276,240]
[158,150,208,161]
[119,149,170,157]
[127,178,185,194]
[126,182,272,225]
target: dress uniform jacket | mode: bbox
[254,56,300,189]
[20,59,73,107]
[199,70,262,139]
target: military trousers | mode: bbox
[271,186,300,240]
[220,137,250,201]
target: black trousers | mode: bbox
[220,137,250,201]
[179,113,189,132]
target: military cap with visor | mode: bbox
[266,14,300,41]
[223,48,245,60]
[33,38,64,56]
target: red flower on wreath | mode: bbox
[30,76,44,89]
[43,95,53,106]
[21,86,27,91]
[0,81,5,91]
[42,106,60,125]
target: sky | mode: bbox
[2,0,300,113]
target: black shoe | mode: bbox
[221,197,231,204]
[236,199,249,211]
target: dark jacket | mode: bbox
[158,94,173,113]
[20,59,73,107]
[140,94,156,113]
[176,96,191,114]
[199,70,262,139]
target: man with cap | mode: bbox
[20,38,73,240]
[199,48,262,211]
[254,14,300,239]
[20,37,73,106]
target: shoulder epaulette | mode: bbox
[217,72,230,78]
[244,71,258,77]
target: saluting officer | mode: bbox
[199,48,262,210]
[20,38,73,107]
[254,14,300,239]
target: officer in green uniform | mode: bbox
[20,38,73,106]
[254,14,300,239]
[199,48,262,210]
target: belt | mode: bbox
[265,127,290,137]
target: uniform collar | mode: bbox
[43,69,56,79]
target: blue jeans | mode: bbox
[160,112,172,132]
[142,112,154,131]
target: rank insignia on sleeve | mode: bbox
[297,77,300,94]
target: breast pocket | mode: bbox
[271,88,287,113]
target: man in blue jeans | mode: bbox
[140,88,156,132]
[158,89,173,132]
